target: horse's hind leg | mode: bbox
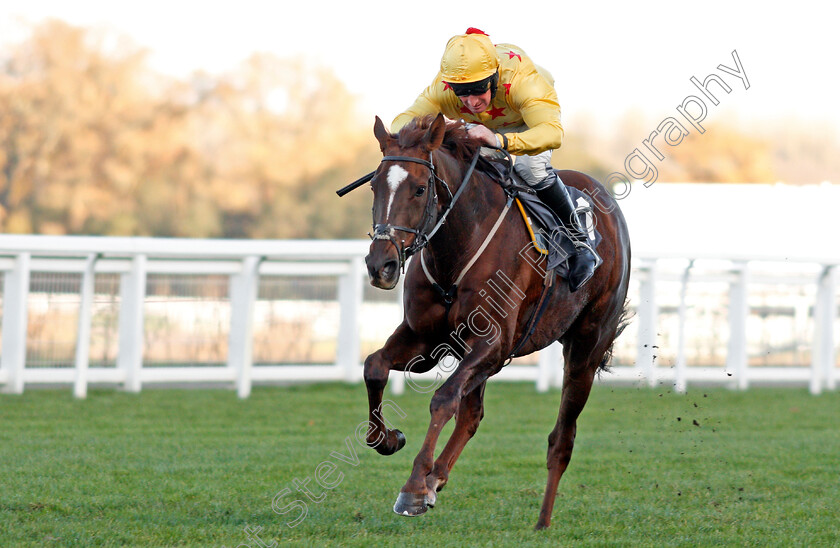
[364,322,437,456]
[424,381,487,507]
[535,334,609,530]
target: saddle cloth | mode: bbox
[514,189,603,280]
[477,155,602,279]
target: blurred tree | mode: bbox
[552,112,614,181]
[556,111,803,185]
[0,19,378,238]
[187,54,377,239]
[766,118,840,184]
[0,19,150,233]
[659,121,777,183]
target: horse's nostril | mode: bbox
[382,260,399,278]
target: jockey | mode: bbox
[392,28,597,292]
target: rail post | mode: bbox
[811,265,837,394]
[537,341,563,392]
[1,253,31,394]
[727,261,749,390]
[636,259,659,386]
[674,260,695,393]
[73,254,99,399]
[118,254,147,393]
[229,255,262,399]
[337,256,364,383]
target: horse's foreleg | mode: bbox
[423,381,487,506]
[393,348,496,517]
[535,338,602,530]
[363,349,406,456]
[364,323,436,456]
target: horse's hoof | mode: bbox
[394,429,406,452]
[393,491,428,516]
[372,429,407,456]
[424,490,437,508]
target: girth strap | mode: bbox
[506,271,555,363]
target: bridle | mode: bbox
[370,150,480,270]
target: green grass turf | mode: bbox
[1,382,838,547]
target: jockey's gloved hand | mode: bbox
[465,124,499,148]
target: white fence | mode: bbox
[0,234,836,398]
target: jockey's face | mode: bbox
[458,89,492,114]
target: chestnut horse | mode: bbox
[361,114,630,529]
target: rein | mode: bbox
[370,150,480,270]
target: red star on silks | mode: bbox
[506,50,522,61]
[501,121,517,127]
[460,106,473,114]
[443,81,452,91]
[487,105,506,119]
[502,83,512,95]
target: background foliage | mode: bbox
[0,20,377,238]
[1,20,838,238]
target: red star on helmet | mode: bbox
[487,105,506,119]
[506,51,522,61]
[443,82,452,91]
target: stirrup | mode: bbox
[570,238,602,270]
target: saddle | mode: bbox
[477,155,603,280]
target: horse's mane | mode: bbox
[396,116,483,163]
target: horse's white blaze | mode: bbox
[385,165,409,219]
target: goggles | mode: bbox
[447,73,496,97]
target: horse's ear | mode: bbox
[373,116,391,153]
[426,113,446,151]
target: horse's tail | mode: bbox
[598,298,633,373]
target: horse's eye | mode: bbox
[414,186,426,197]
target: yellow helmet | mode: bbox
[440,28,499,84]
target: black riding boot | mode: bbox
[535,175,598,292]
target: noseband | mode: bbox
[370,150,480,270]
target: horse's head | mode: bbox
[365,114,448,289]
